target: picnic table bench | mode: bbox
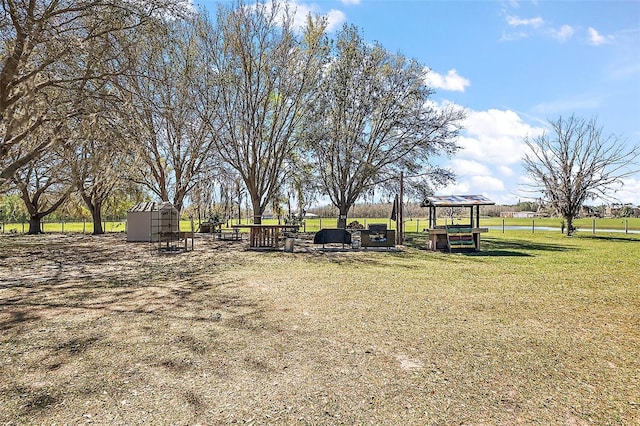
[427,225,488,252]
[216,228,242,241]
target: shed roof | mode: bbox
[128,201,177,212]
[421,194,495,208]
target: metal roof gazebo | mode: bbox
[421,195,495,251]
[421,194,495,228]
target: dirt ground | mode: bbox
[1,233,638,425]
[1,234,415,425]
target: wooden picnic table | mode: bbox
[231,224,299,249]
[427,226,488,251]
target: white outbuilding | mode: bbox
[126,201,179,242]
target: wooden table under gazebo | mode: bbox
[231,224,300,249]
[421,195,495,252]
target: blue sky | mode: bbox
[196,0,640,206]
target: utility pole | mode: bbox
[398,171,404,245]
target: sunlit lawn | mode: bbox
[1,229,638,424]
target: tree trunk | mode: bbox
[173,189,185,213]
[80,193,105,235]
[28,216,43,234]
[251,194,262,224]
[337,204,349,229]
[566,215,574,236]
[92,207,104,235]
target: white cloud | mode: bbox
[507,15,544,28]
[498,166,514,177]
[340,0,361,4]
[472,176,506,191]
[449,159,492,177]
[503,15,578,44]
[551,25,574,42]
[429,107,547,204]
[438,175,506,201]
[290,3,346,32]
[459,109,545,165]
[588,27,612,46]
[424,68,471,92]
[438,181,471,195]
[323,9,347,31]
[500,30,530,42]
[610,178,640,205]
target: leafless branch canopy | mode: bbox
[0,0,186,184]
[523,115,639,234]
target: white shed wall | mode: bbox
[127,211,153,242]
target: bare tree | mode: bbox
[123,14,219,212]
[65,34,137,234]
[305,25,463,228]
[0,0,186,186]
[523,115,639,236]
[11,142,74,234]
[68,132,126,235]
[203,1,327,223]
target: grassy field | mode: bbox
[3,216,638,235]
[1,230,638,424]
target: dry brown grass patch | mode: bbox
[1,232,638,424]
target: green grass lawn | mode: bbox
[1,220,129,234]
[480,216,640,231]
[1,230,638,424]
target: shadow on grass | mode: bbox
[469,237,572,256]
[0,309,41,331]
[18,387,59,416]
[0,250,261,333]
[403,234,573,257]
[581,234,640,243]
[0,276,257,327]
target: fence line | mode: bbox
[0,217,638,235]
[0,219,128,234]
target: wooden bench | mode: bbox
[199,222,223,234]
[445,225,476,252]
